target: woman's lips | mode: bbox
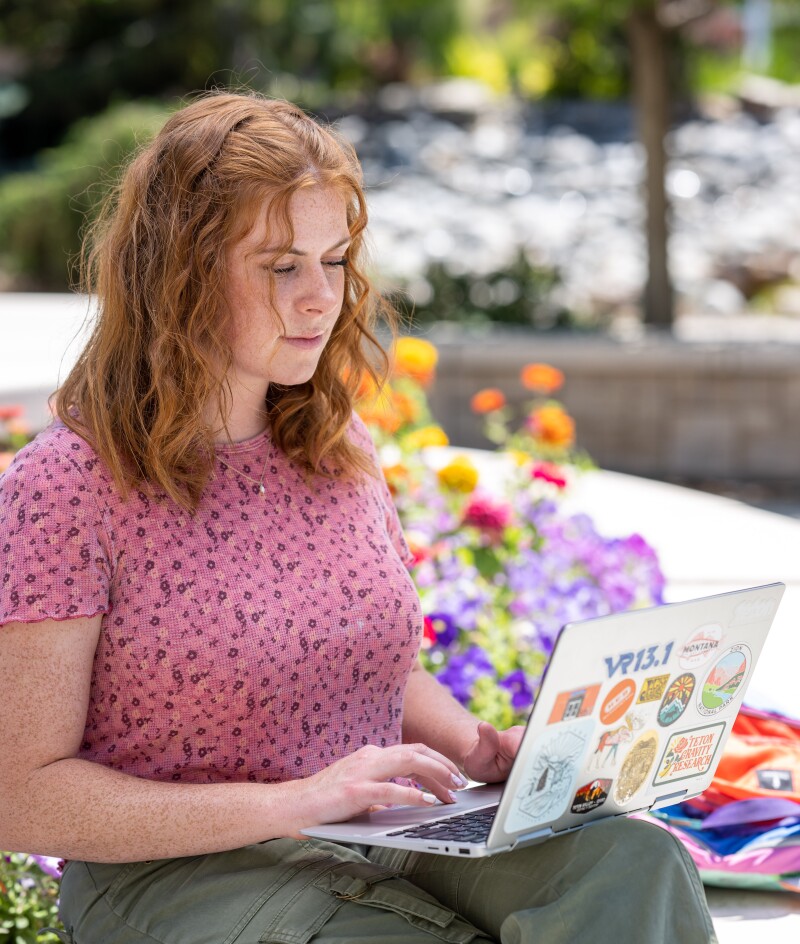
[283,334,324,350]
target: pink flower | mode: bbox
[462,494,513,532]
[532,462,567,489]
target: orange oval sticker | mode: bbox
[599,679,637,725]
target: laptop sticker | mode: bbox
[588,712,646,771]
[604,641,675,678]
[637,674,670,704]
[653,722,726,786]
[697,644,751,716]
[571,778,612,814]
[657,673,696,727]
[599,679,636,725]
[547,685,601,724]
[679,623,723,670]
[613,730,659,804]
[757,770,794,792]
[730,596,777,627]
[504,719,593,833]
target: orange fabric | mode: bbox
[710,708,800,803]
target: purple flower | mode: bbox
[28,854,62,878]
[436,647,494,704]
[425,611,459,647]
[499,670,534,712]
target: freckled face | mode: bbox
[223,186,350,394]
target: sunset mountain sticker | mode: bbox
[697,644,751,717]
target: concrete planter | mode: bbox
[426,330,800,485]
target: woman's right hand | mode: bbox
[292,742,468,835]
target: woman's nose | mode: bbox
[299,265,339,312]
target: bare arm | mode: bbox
[0,617,464,863]
[402,660,525,783]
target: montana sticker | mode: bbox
[548,685,601,724]
[698,644,751,716]
[654,723,725,786]
[657,674,696,727]
[613,730,659,804]
[679,624,723,670]
[637,674,670,704]
[599,679,637,726]
[571,779,612,814]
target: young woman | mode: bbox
[0,91,717,943]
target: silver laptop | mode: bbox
[302,582,785,857]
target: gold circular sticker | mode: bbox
[613,730,659,805]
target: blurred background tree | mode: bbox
[0,0,797,325]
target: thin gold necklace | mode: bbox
[218,451,271,495]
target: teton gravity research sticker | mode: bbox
[657,674,696,727]
[547,685,601,724]
[698,644,751,716]
[504,719,594,833]
[599,679,637,725]
[679,623,723,670]
[654,722,726,786]
[571,779,612,814]
[613,730,659,805]
[637,674,670,704]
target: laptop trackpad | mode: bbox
[301,783,504,841]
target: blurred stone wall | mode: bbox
[428,333,800,484]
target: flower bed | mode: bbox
[357,338,665,728]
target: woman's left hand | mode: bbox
[462,721,525,784]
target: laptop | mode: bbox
[302,582,785,857]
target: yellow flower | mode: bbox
[437,455,479,493]
[507,449,531,467]
[402,425,450,450]
[392,337,439,387]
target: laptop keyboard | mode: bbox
[386,805,498,843]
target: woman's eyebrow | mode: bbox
[255,236,351,257]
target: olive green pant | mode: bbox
[54,817,717,943]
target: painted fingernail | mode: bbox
[421,792,437,804]
[448,790,458,803]
[452,774,468,788]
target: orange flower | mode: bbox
[527,405,575,448]
[471,388,506,414]
[356,386,402,433]
[392,337,438,387]
[382,462,409,496]
[391,389,420,426]
[0,405,23,421]
[521,363,564,394]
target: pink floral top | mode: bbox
[0,414,422,784]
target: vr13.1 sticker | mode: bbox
[613,730,659,805]
[653,722,726,786]
[698,644,751,716]
[504,719,594,834]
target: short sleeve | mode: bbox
[0,439,111,626]
[348,411,415,569]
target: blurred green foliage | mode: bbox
[391,251,580,332]
[0,101,167,289]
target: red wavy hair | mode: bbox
[56,91,395,512]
